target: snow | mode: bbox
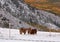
[0,27,60,42]
[45,23,59,30]
[0,39,31,42]
[0,9,34,29]
[0,0,5,5]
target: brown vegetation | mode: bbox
[24,0,60,16]
[27,22,60,32]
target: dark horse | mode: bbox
[28,28,37,34]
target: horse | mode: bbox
[28,28,37,34]
[19,28,27,34]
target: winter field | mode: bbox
[0,27,60,42]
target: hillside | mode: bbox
[0,0,60,32]
[24,0,60,16]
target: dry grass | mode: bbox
[24,0,60,16]
[27,22,60,32]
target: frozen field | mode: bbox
[0,27,60,42]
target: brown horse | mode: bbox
[19,28,27,34]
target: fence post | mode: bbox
[9,23,11,39]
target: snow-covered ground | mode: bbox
[0,27,60,42]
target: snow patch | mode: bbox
[0,27,60,42]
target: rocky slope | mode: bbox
[0,8,34,29]
[0,0,60,32]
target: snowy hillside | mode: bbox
[0,0,60,30]
[0,9,35,29]
[0,27,60,42]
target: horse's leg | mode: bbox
[23,30,26,34]
[24,32,26,34]
[20,28,23,34]
[28,28,31,34]
[20,30,22,34]
[35,30,37,34]
[28,30,30,34]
